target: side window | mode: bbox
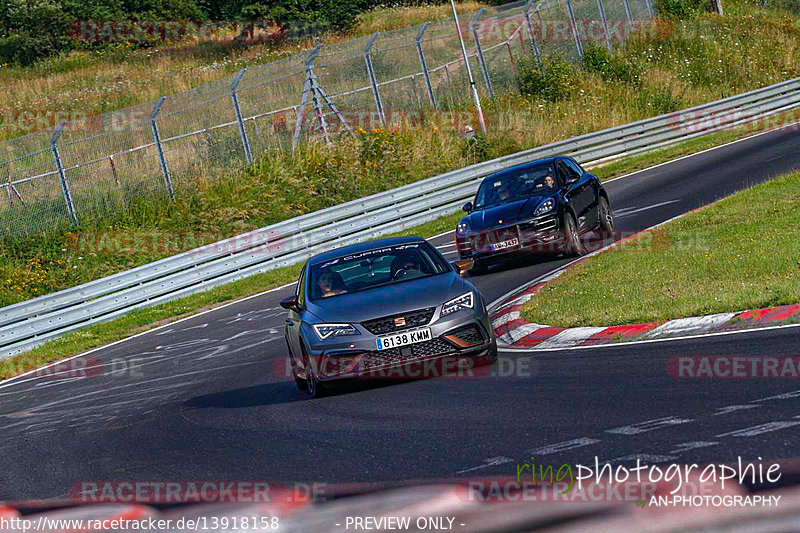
[565,158,584,177]
[297,264,307,307]
[558,159,580,182]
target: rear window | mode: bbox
[309,242,449,300]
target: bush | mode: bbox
[634,84,684,114]
[518,56,578,102]
[655,0,708,19]
[580,44,641,87]
[0,0,72,65]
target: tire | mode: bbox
[485,341,498,365]
[301,346,328,398]
[469,260,489,276]
[598,196,614,232]
[562,213,585,257]
[288,340,309,391]
[291,358,309,392]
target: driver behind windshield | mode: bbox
[391,249,427,280]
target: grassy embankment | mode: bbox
[2,0,800,307]
[2,0,800,378]
[521,170,800,328]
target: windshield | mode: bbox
[309,242,449,300]
[474,164,557,210]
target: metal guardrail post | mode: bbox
[231,69,254,164]
[50,121,78,225]
[149,97,175,200]
[416,22,437,109]
[597,0,613,52]
[565,0,584,58]
[523,0,543,68]
[470,9,494,100]
[364,33,386,126]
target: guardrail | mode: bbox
[2,76,800,359]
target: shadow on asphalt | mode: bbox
[182,379,424,408]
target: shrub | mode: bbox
[634,84,684,114]
[655,0,708,19]
[518,56,578,102]
[580,44,641,87]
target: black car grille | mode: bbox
[361,338,455,371]
[447,324,486,346]
[470,227,520,252]
[361,307,436,335]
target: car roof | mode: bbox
[480,157,560,183]
[308,236,428,265]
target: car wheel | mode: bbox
[598,196,614,232]
[291,355,309,392]
[301,345,327,398]
[563,213,585,257]
[469,260,489,276]
[485,341,498,365]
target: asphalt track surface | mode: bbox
[1,127,799,501]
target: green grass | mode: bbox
[0,211,462,381]
[4,0,800,307]
[521,171,800,328]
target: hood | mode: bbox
[305,272,474,324]
[464,195,554,232]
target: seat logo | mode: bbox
[394,317,406,327]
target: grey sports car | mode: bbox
[280,236,497,397]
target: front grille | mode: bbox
[470,227,520,252]
[361,338,455,371]
[361,307,436,335]
[447,324,486,346]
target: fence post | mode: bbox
[293,44,320,153]
[231,68,254,164]
[108,155,120,187]
[565,0,584,58]
[645,0,656,18]
[149,97,175,200]
[523,0,543,68]
[416,22,437,109]
[364,33,386,126]
[710,0,723,14]
[622,0,633,20]
[470,9,494,100]
[597,0,613,52]
[50,121,78,225]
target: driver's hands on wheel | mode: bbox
[393,261,422,280]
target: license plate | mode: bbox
[376,328,432,350]
[490,238,519,251]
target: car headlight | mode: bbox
[457,221,471,236]
[312,323,360,340]
[534,198,555,216]
[441,291,474,317]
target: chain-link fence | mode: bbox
[0,0,654,239]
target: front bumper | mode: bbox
[456,215,566,260]
[305,306,494,382]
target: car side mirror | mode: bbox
[454,259,474,276]
[280,295,301,312]
[462,202,473,213]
